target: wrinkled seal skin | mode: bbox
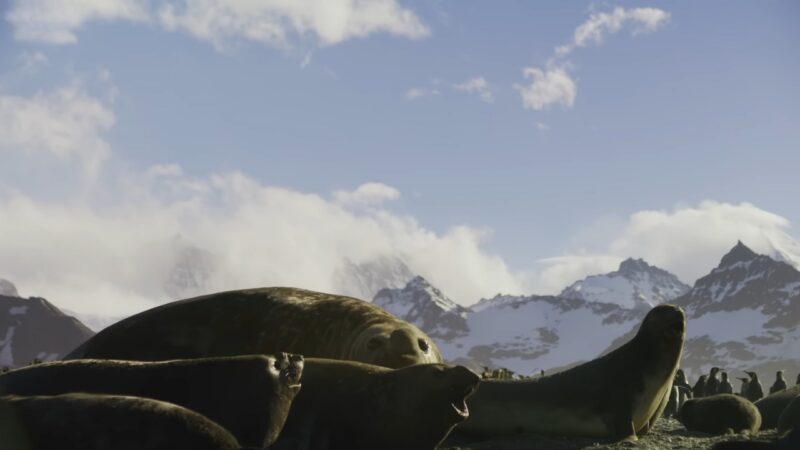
[778,395,800,434]
[67,287,441,368]
[0,354,302,448]
[0,393,242,450]
[457,304,685,442]
[755,385,800,429]
[678,394,762,435]
[273,358,480,450]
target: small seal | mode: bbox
[456,304,685,441]
[67,287,441,368]
[778,395,800,434]
[273,358,480,450]
[0,354,302,448]
[755,385,800,429]
[0,393,242,450]
[677,394,761,435]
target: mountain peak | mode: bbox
[618,258,650,275]
[718,240,759,268]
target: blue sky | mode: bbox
[0,1,798,313]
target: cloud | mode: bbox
[18,51,49,74]
[404,87,440,101]
[0,85,114,179]
[535,202,800,293]
[158,0,429,49]
[6,0,150,44]
[535,122,551,132]
[453,77,494,103]
[560,7,670,56]
[517,6,669,111]
[515,66,577,110]
[333,182,400,207]
[7,0,428,49]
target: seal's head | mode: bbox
[263,353,304,446]
[350,324,441,368]
[638,304,685,349]
[366,364,480,450]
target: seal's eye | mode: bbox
[418,339,430,353]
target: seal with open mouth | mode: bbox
[0,354,302,448]
[457,304,685,442]
[273,358,480,450]
[66,287,442,369]
[0,393,244,450]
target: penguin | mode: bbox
[770,371,788,395]
[693,374,708,399]
[744,371,765,402]
[738,377,751,396]
[718,371,734,394]
[705,367,722,397]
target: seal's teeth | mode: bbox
[451,400,469,418]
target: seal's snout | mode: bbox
[448,366,480,421]
[274,353,304,390]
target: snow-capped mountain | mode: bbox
[671,241,800,379]
[373,276,471,341]
[333,255,415,301]
[560,258,690,310]
[1,281,94,368]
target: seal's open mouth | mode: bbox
[450,384,477,420]
[275,353,304,390]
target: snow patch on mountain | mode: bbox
[560,258,689,309]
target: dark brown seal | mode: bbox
[755,384,800,429]
[0,393,242,450]
[456,304,685,441]
[273,358,480,450]
[778,394,800,434]
[0,354,302,448]
[67,287,441,368]
[678,394,761,435]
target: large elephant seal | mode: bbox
[0,393,242,450]
[273,358,480,450]
[677,394,761,435]
[456,304,685,441]
[755,385,800,429]
[67,287,441,368]
[0,354,302,448]
[778,395,800,434]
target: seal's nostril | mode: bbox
[418,339,430,353]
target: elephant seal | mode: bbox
[770,371,788,395]
[0,354,302,448]
[67,287,441,368]
[778,395,800,434]
[694,375,708,398]
[711,426,800,450]
[677,394,761,435]
[456,304,685,441]
[755,385,800,429]
[745,372,765,402]
[272,358,480,450]
[0,393,242,450]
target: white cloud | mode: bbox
[535,121,551,132]
[158,0,429,49]
[333,182,400,207]
[453,77,494,103]
[6,0,150,44]
[562,6,670,56]
[515,66,577,110]
[516,6,669,111]
[18,51,49,73]
[535,202,800,293]
[6,0,428,49]
[0,85,114,178]
[404,87,440,101]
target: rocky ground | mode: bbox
[443,418,781,450]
